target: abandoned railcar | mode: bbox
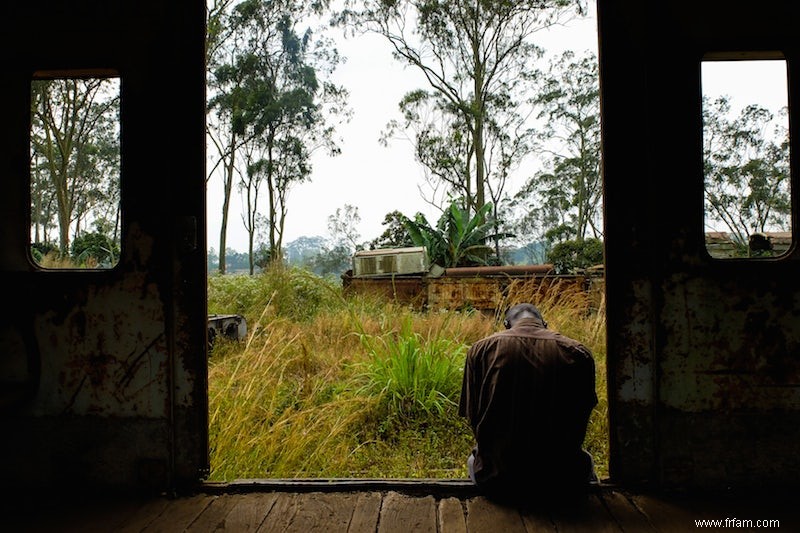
[1,0,800,529]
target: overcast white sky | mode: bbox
[206,4,600,252]
[206,3,789,253]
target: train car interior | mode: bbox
[1,0,799,530]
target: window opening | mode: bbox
[30,72,121,269]
[702,55,792,259]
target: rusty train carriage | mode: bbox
[1,0,800,528]
[343,266,598,314]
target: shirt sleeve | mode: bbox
[458,345,475,420]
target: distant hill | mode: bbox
[284,235,327,265]
[503,241,547,265]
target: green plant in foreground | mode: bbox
[356,316,467,419]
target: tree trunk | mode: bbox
[266,130,280,263]
[218,129,237,274]
[471,21,486,220]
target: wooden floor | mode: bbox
[6,481,799,532]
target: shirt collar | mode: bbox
[512,316,547,329]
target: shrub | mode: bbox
[207,263,341,323]
[355,316,467,419]
[71,231,120,267]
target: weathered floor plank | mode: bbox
[437,497,466,533]
[8,486,800,532]
[626,493,698,533]
[599,490,657,532]
[635,490,800,533]
[520,508,557,532]
[377,491,437,533]
[115,496,174,533]
[186,493,243,532]
[280,492,358,533]
[142,494,217,533]
[21,494,150,533]
[258,492,298,533]
[219,491,278,532]
[549,494,622,533]
[347,491,382,532]
[465,496,527,533]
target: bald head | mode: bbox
[504,303,545,329]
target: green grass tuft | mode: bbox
[354,315,467,419]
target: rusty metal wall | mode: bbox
[599,0,800,490]
[343,272,592,315]
[0,1,208,491]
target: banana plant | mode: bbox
[404,201,513,268]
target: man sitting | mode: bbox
[459,303,598,502]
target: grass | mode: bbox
[207,265,608,481]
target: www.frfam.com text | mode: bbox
[695,517,780,528]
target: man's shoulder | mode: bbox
[470,325,588,346]
[468,327,547,353]
[472,326,592,356]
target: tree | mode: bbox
[207,247,220,272]
[307,244,352,277]
[207,0,348,273]
[207,6,253,274]
[404,201,511,267]
[703,95,790,248]
[547,237,602,274]
[30,77,120,258]
[327,204,363,251]
[512,50,602,250]
[341,0,586,222]
[307,204,362,277]
[369,210,414,249]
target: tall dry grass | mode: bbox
[207,267,608,481]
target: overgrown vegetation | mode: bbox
[207,264,608,481]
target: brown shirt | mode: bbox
[459,317,597,489]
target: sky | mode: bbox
[205,4,790,254]
[206,4,600,253]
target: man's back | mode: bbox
[459,315,597,496]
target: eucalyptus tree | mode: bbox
[30,77,120,258]
[207,1,258,274]
[513,50,602,250]
[702,95,790,248]
[327,203,362,252]
[340,0,586,222]
[308,204,361,276]
[207,0,348,273]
